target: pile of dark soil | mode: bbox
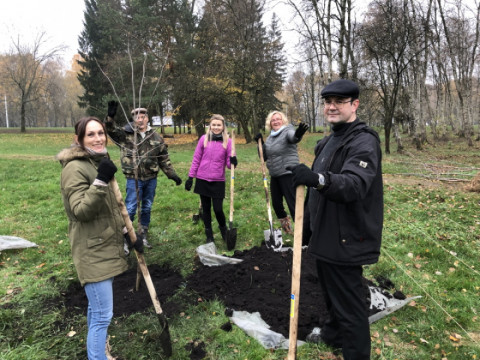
[60,244,402,343]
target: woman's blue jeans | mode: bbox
[84,278,114,360]
[125,178,157,227]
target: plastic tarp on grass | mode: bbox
[0,236,38,251]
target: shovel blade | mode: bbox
[264,229,283,251]
[226,227,237,251]
[158,313,173,357]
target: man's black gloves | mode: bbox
[124,232,144,253]
[230,156,238,168]
[185,177,193,191]
[294,123,309,140]
[171,175,182,186]
[107,100,118,118]
[254,133,263,144]
[286,164,319,188]
[96,158,117,183]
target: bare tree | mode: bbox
[2,33,63,132]
[435,0,480,145]
[358,0,425,154]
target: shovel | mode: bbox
[111,177,173,357]
[192,198,203,224]
[257,138,283,250]
[226,129,237,250]
[288,185,305,359]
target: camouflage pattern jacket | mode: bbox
[105,118,179,181]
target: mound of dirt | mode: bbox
[60,244,403,344]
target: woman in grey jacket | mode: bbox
[255,111,308,234]
[58,117,142,360]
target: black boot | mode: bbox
[219,226,227,242]
[205,228,214,243]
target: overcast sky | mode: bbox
[0,0,299,70]
[0,0,86,67]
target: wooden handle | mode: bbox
[258,138,274,226]
[111,177,164,315]
[288,185,305,359]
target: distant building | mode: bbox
[152,116,173,126]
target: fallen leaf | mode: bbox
[449,334,460,342]
[67,331,76,337]
[420,338,429,344]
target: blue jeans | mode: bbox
[84,278,114,360]
[125,178,157,227]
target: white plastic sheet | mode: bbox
[196,242,243,266]
[230,310,305,349]
[0,236,38,251]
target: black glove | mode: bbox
[96,158,117,183]
[286,164,319,188]
[294,123,309,140]
[230,156,238,168]
[107,100,118,118]
[171,174,182,186]
[185,177,193,191]
[124,232,144,253]
[254,133,263,144]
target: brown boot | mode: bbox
[279,216,293,235]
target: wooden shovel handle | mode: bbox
[288,185,305,359]
[111,177,164,315]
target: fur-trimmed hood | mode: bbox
[56,145,100,168]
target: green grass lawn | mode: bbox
[0,130,479,359]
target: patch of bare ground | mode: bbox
[383,174,471,191]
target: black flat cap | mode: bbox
[321,79,359,99]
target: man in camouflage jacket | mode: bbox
[105,101,182,248]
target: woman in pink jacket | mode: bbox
[185,114,238,243]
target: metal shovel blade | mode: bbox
[226,225,237,251]
[264,228,283,251]
[192,205,203,224]
[158,313,173,357]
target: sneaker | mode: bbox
[306,327,323,344]
[143,238,153,249]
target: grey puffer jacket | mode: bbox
[57,145,128,286]
[265,124,301,177]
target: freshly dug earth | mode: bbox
[61,244,400,343]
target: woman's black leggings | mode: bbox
[200,195,226,229]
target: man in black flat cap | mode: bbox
[287,79,383,359]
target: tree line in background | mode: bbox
[0,34,84,132]
[0,0,479,153]
[77,0,285,142]
[284,0,480,153]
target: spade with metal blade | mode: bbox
[257,138,283,250]
[111,177,173,357]
[192,198,203,224]
[226,129,237,250]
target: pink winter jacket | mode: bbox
[188,135,232,182]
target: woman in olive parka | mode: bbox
[57,116,141,360]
